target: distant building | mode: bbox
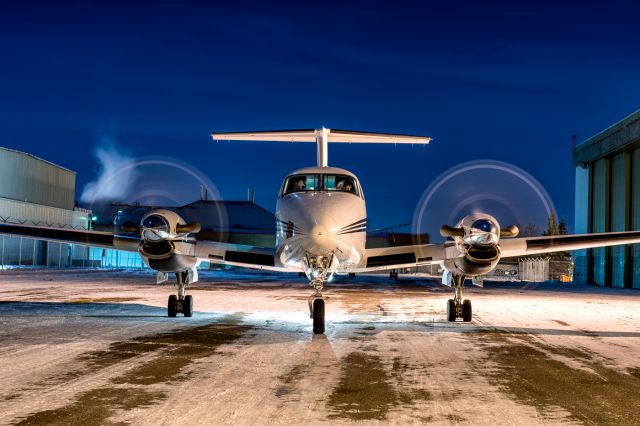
[0,147,91,267]
[573,109,640,288]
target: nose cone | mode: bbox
[310,224,329,245]
[276,191,367,261]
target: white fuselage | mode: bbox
[275,166,366,274]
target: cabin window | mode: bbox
[282,174,319,195]
[323,174,359,196]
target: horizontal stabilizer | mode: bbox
[212,128,430,145]
[212,127,430,167]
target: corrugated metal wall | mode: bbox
[0,197,90,228]
[0,197,92,268]
[0,147,75,210]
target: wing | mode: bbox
[351,243,452,272]
[0,222,291,272]
[0,222,140,251]
[498,230,640,258]
[354,230,640,272]
[193,239,290,272]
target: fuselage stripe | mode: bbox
[338,218,367,232]
[337,228,367,235]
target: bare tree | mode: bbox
[521,223,540,237]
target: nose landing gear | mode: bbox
[306,255,333,334]
[308,275,326,334]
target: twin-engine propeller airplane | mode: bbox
[3,128,640,334]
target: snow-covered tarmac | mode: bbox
[1,269,640,425]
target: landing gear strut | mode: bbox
[447,274,472,322]
[167,270,195,317]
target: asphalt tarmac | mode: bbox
[1,268,640,425]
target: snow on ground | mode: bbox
[1,269,640,425]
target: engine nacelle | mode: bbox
[442,213,502,276]
[138,210,201,272]
[455,213,500,246]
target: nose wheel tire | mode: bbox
[168,295,178,317]
[312,298,325,335]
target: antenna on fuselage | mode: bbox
[211,128,431,167]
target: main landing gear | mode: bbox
[166,270,196,318]
[446,274,472,322]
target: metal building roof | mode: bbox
[178,200,275,231]
[109,200,275,233]
[0,146,75,174]
[573,109,640,166]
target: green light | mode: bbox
[91,216,98,221]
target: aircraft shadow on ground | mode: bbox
[330,319,640,338]
[470,326,640,338]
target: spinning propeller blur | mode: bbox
[413,160,557,242]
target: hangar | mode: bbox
[0,147,90,267]
[574,109,640,288]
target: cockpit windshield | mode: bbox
[323,174,359,196]
[282,174,320,195]
[281,173,360,197]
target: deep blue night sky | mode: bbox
[1,1,639,231]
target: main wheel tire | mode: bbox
[462,299,472,322]
[446,299,456,322]
[183,295,193,317]
[168,295,178,317]
[312,298,325,335]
